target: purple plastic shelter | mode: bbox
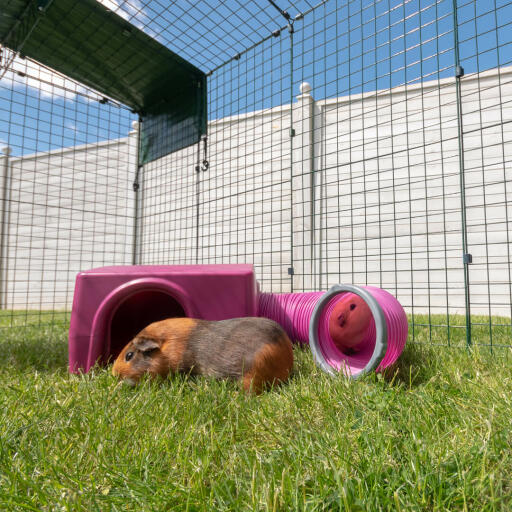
[68,264,258,373]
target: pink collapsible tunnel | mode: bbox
[258,284,408,378]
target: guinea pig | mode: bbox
[112,316,293,394]
[328,294,373,354]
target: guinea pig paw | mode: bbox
[123,378,137,387]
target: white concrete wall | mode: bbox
[312,67,512,316]
[0,130,137,309]
[139,104,293,291]
[2,67,512,317]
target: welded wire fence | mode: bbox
[0,47,136,334]
[1,0,512,349]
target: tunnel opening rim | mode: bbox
[309,284,388,378]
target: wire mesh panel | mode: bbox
[456,1,512,347]
[0,52,136,334]
[138,6,296,293]
[287,0,512,347]
[290,0,470,344]
[199,35,293,292]
[1,0,512,350]
[136,140,198,265]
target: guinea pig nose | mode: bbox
[125,351,134,362]
[337,313,346,327]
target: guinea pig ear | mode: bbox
[133,336,161,353]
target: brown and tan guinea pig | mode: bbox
[112,317,293,394]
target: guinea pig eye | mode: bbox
[125,351,134,362]
[350,303,356,311]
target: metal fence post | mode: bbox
[0,146,11,309]
[452,0,472,347]
[130,120,141,265]
[289,25,295,292]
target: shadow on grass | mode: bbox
[380,343,437,388]
[0,324,69,372]
[291,337,436,389]
[380,341,498,389]
[113,363,298,396]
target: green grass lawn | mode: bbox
[1,314,511,511]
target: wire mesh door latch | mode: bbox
[196,134,209,173]
[463,253,472,264]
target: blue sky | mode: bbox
[1,0,512,156]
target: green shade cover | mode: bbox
[0,0,207,164]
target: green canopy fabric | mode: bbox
[0,0,207,164]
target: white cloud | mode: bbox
[0,49,102,102]
[97,0,157,37]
